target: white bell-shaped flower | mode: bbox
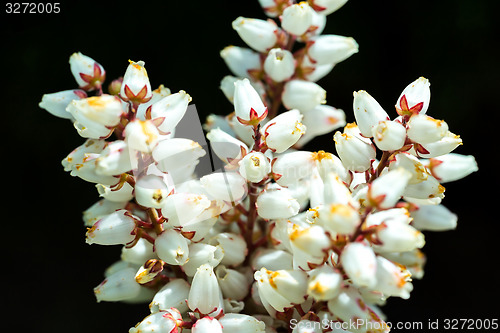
[219,313,266,333]
[221,46,262,79]
[308,0,349,15]
[94,267,142,302]
[340,242,377,288]
[153,138,206,173]
[83,199,128,227]
[95,140,133,176]
[200,172,248,202]
[161,192,211,226]
[86,209,137,245]
[272,151,316,186]
[352,90,390,137]
[96,182,134,203]
[129,310,179,333]
[411,131,463,158]
[120,60,152,103]
[124,119,160,153]
[262,109,306,153]
[39,89,86,119]
[406,114,448,144]
[298,105,346,146]
[368,168,412,209]
[333,123,376,172]
[252,248,294,271]
[146,90,191,134]
[307,34,358,66]
[257,185,300,219]
[374,256,413,299]
[233,78,268,125]
[215,265,251,300]
[254,268,308,312]
[192,317,223,333]
[183,242,224,277]
[188,264,224,315]
[69,52,105,91]
[209,232,247,267]
[307,265,343,301]
[282,79,326,112]
[388,152,428,185]
[67,95,124,139]
[134,174,172,209]
[155,229,190,266]
[425,153,478,183]
[403,174,445,200]
[263,48,295,82]
[239,151,271,183]
[410,204,457,231]
[290,224,331,259]
[232,17,278,52]
[371,120,407,151]
[281,2,314,36]
[314,203,361,236]
[207,127,249,165]
[121,237,156,265]
[396,77,431,116]
[149,278,190,314]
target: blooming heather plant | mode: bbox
[39,1,478,332]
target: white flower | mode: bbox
[187,264,223,315]
[411,131,463,158]
[254,268,308,312]
[209,232,247,267]
[124,119,160,153]
[403,174,445,200]
[86,209,137,245]
[232,17,278,52]
[252,248,294,271]
[153,138,206,173]
[333,123,376,172]
[215,265,251,300]
[263,48,295,82]
[298,105,346,146]
[95,140,133,176]
[221,46,262,78]
[146,90,192,134]
[290,224,331,259]
[192,317,223,333]
[69,52,105,91]
[94,267,142,302]
[219,313,266,333]
[368,168,412,209]
[233,78,268,125]
[352,90,389,137]
[307,34,358,66]
[374,256,413,299]
[257,185,300,219]
[239,151,271,183]
[135,259,165,284]
[200,171,248,202]
[134,175,172,209]
[371,120,407,151]
[182,242,224,277]
[83,199,127,227]
[207,127,249,165]
[307,265,343,301]
[155,229,189,265]
[406,114,448,144]
[340,242,377,288]
[388,152,428,185]
[161,192,211,226]
[410,204,457,231]
[281,2,314,36]
[314,203,360,236]
[121,237,156,265]
[425,153,478,183]
[308,0,349,15]
[396,77,431,116]
[120,60,152,103]
[262,109,306,153]
[67,94,124,139]
[150,278,190,314]
[272,151,316,186]
[96,182,134,202]
[39,89,86,119]
[129,310,179,333]
[282,80,326,112]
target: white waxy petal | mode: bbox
[121,238,156,265]
[152,138,206,172]
[232,17,278,52]
[219,313,266,333]
[352,90,389,137]
[298,105,346,146]
[257,185,300,220]
[281,2,314,36]
[215,265,250,300]
[426,153,478,183]
[124,119,160,154]
[263,48,295,82]
[411,131,463,158]
[39,89,86,119]
[209,232,247,267]
[368,168,412,209]
[129,311,178,333]
[374,219,425,253]
[188,264,223,315]
[147,90,191,134]
[309,0,349,15]
[183,243,224,277]
[307,34,358,66]
[207,127,249,165]
[69,52,105,90]
[134,174,172,209]
[155,229,190,266]
[233,78,268,123]
[200,172,248,202]
[192,317,223,333]
[396,77,431,116]
[289,225,331,259]
[221,46,261,79]
[86,209,137,245]
[388,152,428,185]
[407,114,448,144]
[120,60,152,103]
[160,192,212,227]
[282,80,326,112]
[96,182,134,203]
[239,151,271,183]
[272,151,316,186]
[403,174,445,200]
[315,203,360,236]
[372,120,407,151]
[333,123,376,172]
[340,242,377,288]
[262,109,306,153]
[374,256,413,299]
[94,267,141,302]
[150,278,190,314]
[307,265,343,301]
[83,199,127,227]
[411,204,457,231]
[251,248,294,271]
[95,140,133,176]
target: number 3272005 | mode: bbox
[6,3,60,14]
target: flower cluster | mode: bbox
[40,1,478,332]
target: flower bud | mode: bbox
[411,131,463,158]
[257,185,300,219]
[129,311,179,333]
[239,151,271,183]
[215,265,251,300]
[333,123,376,172]
[396,77,431,116]
[86,209,137,245]
[221,46,262,79]
[69,52,105,91]
[282,80,326,112]
[309,0,349,15]
[281,2,314,36]
[232,17,278,52]
[254,268,308,312]
[219,313,266,333]
[410,204,457,231]
[192,317,223,333]
[200,171,248,203]
[94,267,141,302]
[188,264,223,315]
[150,278,190,314]
[39,89,87,119]
[183,242,224,277]
[374,256,413,299]
[426,153,478,183]
[406,114,448,144]
[233,78,268,125]
[340,242,377,288]
[209,232,247,267]
[368,168,412,209]
[262,109,306,153]
[371,120,407,151]
[146,90,191,134]
[107,77,123,96]
[307,265,343,301]
[263,48,295,82]
[307,34,358,66]
[124,119,160,153]
[120,60,152,104]
[67,95,124,139]
[95,140,133,176]
[352,90,390,137]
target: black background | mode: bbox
[2,0,499,332]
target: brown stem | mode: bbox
[147,208,164,235]
[368,151,391,183]
[245,183,258,253]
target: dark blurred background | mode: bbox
[2,0,498,331]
